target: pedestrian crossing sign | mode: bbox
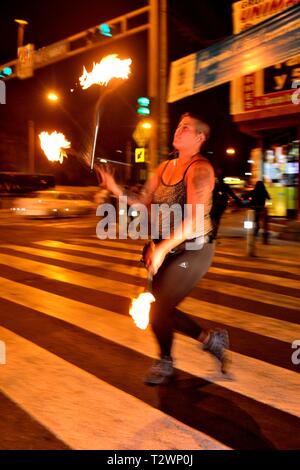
[135,148,145,163]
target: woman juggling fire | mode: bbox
[97,112,230,386]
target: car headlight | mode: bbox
[244,221,254,229]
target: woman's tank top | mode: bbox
[152,158,212,239]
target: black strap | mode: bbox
[160,156,202,185]
[182,158,202,180]
[161,159,171,180]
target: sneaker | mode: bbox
[144,356,174,386]
[203,329,230,374]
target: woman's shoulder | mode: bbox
[186,157,214,177]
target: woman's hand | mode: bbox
[144,242,167,276]
[95,165,122,197]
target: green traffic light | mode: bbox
[137,96,150,107]
[0,67,13,78]
[137,107,150,116]
[3,67,12,76]
[99,24,112,37]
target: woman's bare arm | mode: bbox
[95,161,167,206]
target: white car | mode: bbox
[11,190,95,218]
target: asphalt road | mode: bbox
[0,211,299,450]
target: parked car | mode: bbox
[11,190,95,218]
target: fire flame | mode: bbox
[39,131,71,164]
[79,54,132,89]
[129,292,155,330]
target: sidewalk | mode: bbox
[218,209,300,262]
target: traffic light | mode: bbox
[137,96,150,116]
[98,23,112,37]
[0,67,13,78]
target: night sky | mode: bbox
[0,0,255,183]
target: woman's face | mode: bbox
[172,115,202,151]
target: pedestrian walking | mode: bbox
[210,170,242,239]
[97,112,230,385]
[248,181,271,237]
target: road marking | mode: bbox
[0,246,299,341]
[0,276,299,418]
[0,327,228,450]
[28,241,300,310]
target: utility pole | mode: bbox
[28,120,35,173]
[14,19,28,49]
[148,0,159,175]
[148,0,169,173]
[159,0,169,164]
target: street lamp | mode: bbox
[226,147,236,156]
[14,19,28,49]
[141,120,152,130]
[47,92,59,102]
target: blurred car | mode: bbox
[11,190,95,218]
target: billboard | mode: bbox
[168,4,300,103]
[231,0,300,114]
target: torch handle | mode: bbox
[90,92,106,173]
[90,119,99,172]
[147,271,153,292]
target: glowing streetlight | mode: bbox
[141,120,152,130]
[226,148,236,156]
[14,19,28,49]
[47,92,59,102]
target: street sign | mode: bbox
[17,44,34,79]
[34,41,70,68]
[135,148,145,163]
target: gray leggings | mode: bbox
[150,242,215,358]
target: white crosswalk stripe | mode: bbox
[0,236,299,450]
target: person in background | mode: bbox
[210,170,242,240]
[248,180,271,237]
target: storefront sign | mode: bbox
[168,4,300,102]
[231,1,300,114]
[232,0,300,35]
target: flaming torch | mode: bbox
[79,54,132,89]
[129,291,155,330]
[39,131,71,164]
[79,54,132,172]
[129,241,156,330]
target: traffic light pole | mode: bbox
[148,0,169,174]
[148,0,159,175]
[28,120,35,173]
[159,0,169,164]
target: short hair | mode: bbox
[180,112,210,141]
